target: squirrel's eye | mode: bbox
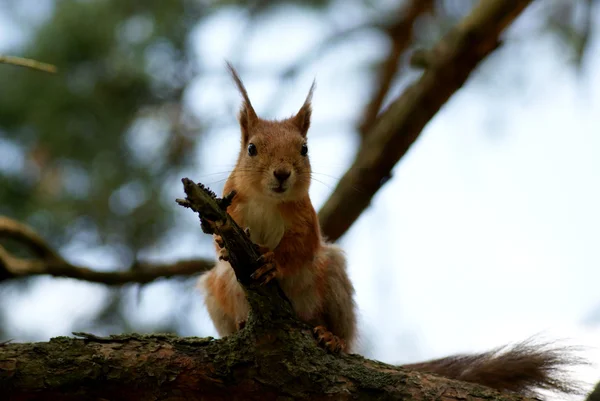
[247,143,257,156]
[300,143,308,156]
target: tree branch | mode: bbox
[0,216,213,285]
[0,55,57,73]
[176,178,296,324]
[357,0,434,138]
[319,0,533,242]
[0,333,542,401]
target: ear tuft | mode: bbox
[291,79,315,137]
[226,61,258,143]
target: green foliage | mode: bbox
[0,0,345,256]
[0,0,204,253]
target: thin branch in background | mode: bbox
[318,0,534,242]
[0,216,212,285]
[357,0,434,139]
[238,2,433,142]
[0,55,57,73]
[575,0,594,72]
[255,21,388,117]
[544,0,594,73]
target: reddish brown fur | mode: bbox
[404,340,584,399]
[199,64,356,351]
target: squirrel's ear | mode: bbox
[226,62,258,143]
[291,80,315,137]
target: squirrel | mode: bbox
[199,63,356,353]
[198,64,582,399]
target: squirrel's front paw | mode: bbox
[313,326,346,354]
[250,248,278,285]
[214,235,229,261]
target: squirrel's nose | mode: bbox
[273,169,291,183]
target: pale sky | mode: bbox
[1,2,599,400]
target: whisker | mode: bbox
[310,163,352,170]
[309,177,335,191]
[305,172,367,195]
[194,171,234,178]
[310,172,343,181]
[204,178,230,186]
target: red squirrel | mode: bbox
[199,64,582,398]
[199,63,356,353]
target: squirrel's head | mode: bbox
[227,63,314,203]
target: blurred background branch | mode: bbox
[0,54,57,73]
[356,0,434,139]
[318,0,533,242]
[0,216,212,284]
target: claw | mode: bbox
[218,247,229,262]
[256,244,271,255]
[256,250,274,264]
[250,249,278,285]
[250,263,277,285]
[214,235,229,261]
[214,234,224,248]
[313,326,346,353]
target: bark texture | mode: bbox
[0,332,539,401]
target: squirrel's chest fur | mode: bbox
[237,198,286,251]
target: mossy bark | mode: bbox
[1,330,537,401]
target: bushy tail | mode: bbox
[402,339,586,399]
